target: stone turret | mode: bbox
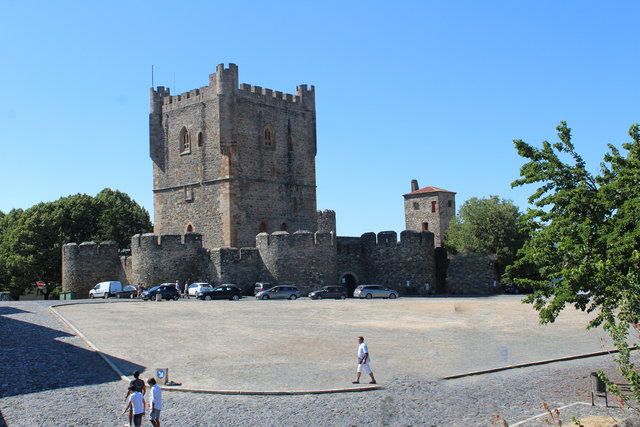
[403,180,456,247]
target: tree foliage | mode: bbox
[443,195,529,271]
[0,189,152,300]
[509,121,640,407]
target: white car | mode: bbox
[89,281,123,299]
[188,283,213,296]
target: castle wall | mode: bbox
[446,252,499,295]
[129,233,208,287]
[256,230,337,295]
[337,231,436,295]
[62,228,437,298]
[208,247,264,292]
[62,241,128,296]
[336,236,366,286]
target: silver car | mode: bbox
[256,285,300,300]
[353,285,399,299]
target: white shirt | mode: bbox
[129,391,144,415]
[358,342,371,362]
[150,384,162,410]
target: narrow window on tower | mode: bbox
[422,222,429,231]
[180,127,190,153]
[263,124,275,148]
[198,132,204,147]
[259,222,268,233]
[280,222,288,232]
[431,201,437,213]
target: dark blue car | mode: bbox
[141,284,180,301]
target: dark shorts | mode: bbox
[133,413,143,426]
[150,408,161,420]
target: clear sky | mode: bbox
[1,1,638,238]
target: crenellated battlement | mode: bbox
[131,232,203,251]
[63,241,119,257]
[365,230,434,247]
[341,230,434,248]
[236,83,314,110]
[256,230,334,248]
[154,63,315,113]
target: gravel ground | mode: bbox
[1,299,637,426]
[52,295,618,391]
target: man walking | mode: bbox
[147,378,162,427]
[121,384,145,427]
[352,336,376,384]
[185,280,190,299]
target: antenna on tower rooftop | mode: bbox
[152,65,154,89]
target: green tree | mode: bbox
[93,189,152,253]
[510,121,640,409]
[443,196,529,272]
[0,189,152,300]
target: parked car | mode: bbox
[504,285,535,294]
[256,285,300,300]
[197,284,243,301]
[254,282,272,295]
[309,286,347,300]
[353,285,399,299]
[187,283,213,297]
[141,284,181,301]
[89,281,123,299]
[115,285,139,299]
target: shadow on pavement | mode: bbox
[0,307,144,398]
[0,306,31,316]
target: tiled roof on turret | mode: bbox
[403,186,456,197]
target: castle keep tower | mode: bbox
[150,64,317,248]
[403,179,456,247]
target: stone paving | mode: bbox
[0,298,638,426]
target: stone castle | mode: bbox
[62,64,455,297]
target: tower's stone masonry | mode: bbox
[403,180,456,247]
[316,209,337,234]
[150,64,317,249]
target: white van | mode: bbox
[89,281,123,299]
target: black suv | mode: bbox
[141,284,181,301]
[308,286,347,300]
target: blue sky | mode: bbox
[1,1,638,238]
